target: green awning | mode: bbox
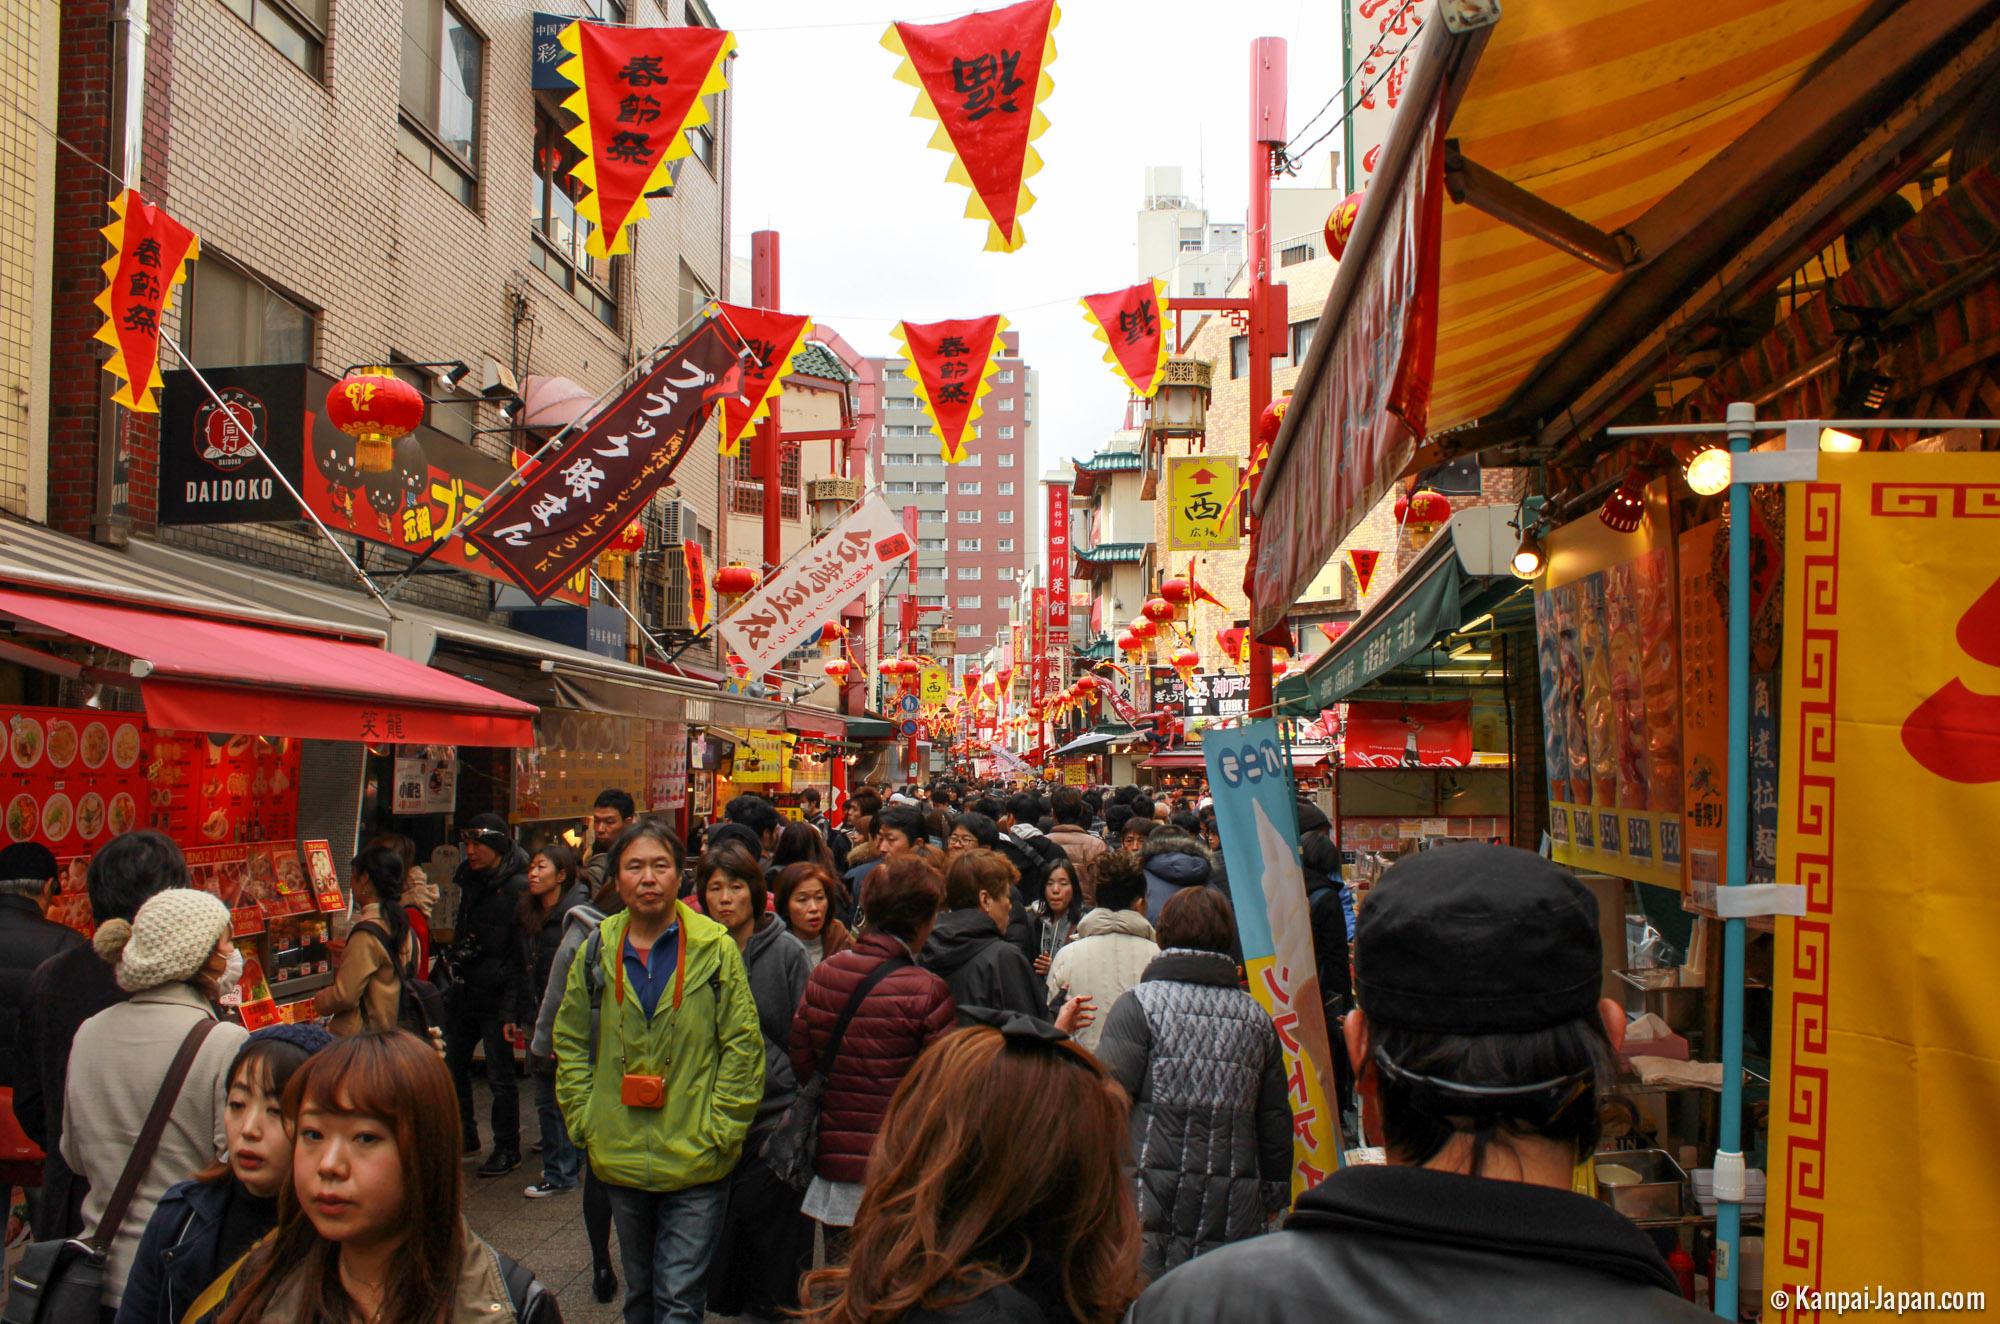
[1276,536,1494,715]
[846,716,896,740]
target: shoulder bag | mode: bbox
[761,955,909,1192]
[3,1017,219,1324]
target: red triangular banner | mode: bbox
[892,315,1006,463]
[1080,280,1171,397]
[1349,548,1380,595]
[559,23,734,258]
[95,190,199,413]
[884,0,1058,252]
[714,303,813,457]
[1318,621,1351,646]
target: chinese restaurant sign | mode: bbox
[717,494,914,678]
[1166,456,1241,551]
[683,540,711,632]
[1149,668,1250,723]
[1766,454,2000,1316]
[158,364,588,605]
[469,319,744,601]
[1047,482,1070,640]
[1079,280,1171,397]
[892,315,1007,463]
[883,0,1059,252]
[1342,0,1426,191]
[714,302,813,458]
[1251,104,1444,635]
[557,21,735,257]
[1532,478,1683,890]
[96,190,198,413]
[1204,721,1344,1194]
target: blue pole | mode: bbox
[1713,401,1754,1318]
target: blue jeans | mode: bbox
[529,1059,580,1188]
[603,1178,728,1324]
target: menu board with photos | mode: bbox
[0,706,150,853]
[148,732,301,846]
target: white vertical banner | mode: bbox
[718,494,914,678]
[1345,0,1428,191]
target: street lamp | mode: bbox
[1143,358,1213,446]
[808,476,861,536]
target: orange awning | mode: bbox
[0,589,537,747]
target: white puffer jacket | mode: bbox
[1044,907,1158,1052]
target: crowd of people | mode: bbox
[0,779,1712,1324]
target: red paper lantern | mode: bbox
[1257,393,1291,445]
[1271,657,1290,679]
[594,517,648,583]
[1396,488,1452,534]
[326,367,424,475]
[823,656,851,681]
[1171,646,1199,670]
[713,562,760,599]
[1116,630,1144,655]
[816,621,846,647]
[1141,596,1176,625]
[1159,576,1193,609]
[1130,616,1157,642]
[1323,192,1364,261]
[1073,674,1097,695]
[1599,466,1649,533]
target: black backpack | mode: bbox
[349,920,447,1038]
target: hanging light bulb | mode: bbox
[1509,529,1546,580]
[1819,427,1865,453]
[1683,444,1732,496]
[1599,466,1648,533]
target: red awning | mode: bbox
[0,589,537,747]
[1143,748,1331,772]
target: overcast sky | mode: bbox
[728,0,1345,480]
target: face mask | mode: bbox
[218,947,245,997]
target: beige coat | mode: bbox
[320,904,414,1036]
[61,980,247,1303]
[1044,907,1159,1053]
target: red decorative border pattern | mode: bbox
[1868,482,2000,518]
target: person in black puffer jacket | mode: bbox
[0,844,81,1092]
[1139,828,1240,964]
[922,850,1049,1025]
[1096,887,1291,1281]
[444,813,532,1175]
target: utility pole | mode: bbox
[1245,38,1286,721]
[751,230,784,577]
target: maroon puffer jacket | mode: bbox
[789,929,957,1183]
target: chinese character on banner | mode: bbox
[684,540,711,632]
[711,303,813,458]
[96,190,199,413]
[892,315,1007,463]
[468,318,745,601]
[1047,483,1070,640]
[557,21,735,257]
[1348,547,1380,594]
[883,0,1059,252]
[1079,280,1172,397]
[1167,456,1242,551]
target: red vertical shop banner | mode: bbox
[1047,483,1070,644]
[1029,587,1048,734]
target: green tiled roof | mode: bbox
[1074,542,1148,563]
[1074,450,1145,473]
[791,342,854,382]
[1078,636,1116,660]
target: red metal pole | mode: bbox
[751,230,783,577]
[1246,37,1286,721]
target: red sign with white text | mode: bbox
[1047,483,1070,640]
[1344,699,1472,768]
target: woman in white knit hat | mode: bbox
[62,883,249,1313]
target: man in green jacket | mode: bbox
[554,821,763,1324]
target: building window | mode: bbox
[919,565,945,580]
[998,538,1015,552]
[1280,243,1313,267]
[917,537,945,551]
[729,446,800,518]
[999,453,1016,468]
[958,481,980,495]
[389,357,474,444]
[181,258,315,369]
[998,482,1014,496]
[1192,281,1207,295]
[956,538,981,551]
[956,594,981,609]
[917,594,945,607]
[998,565,1015,580]
[959,623,982,638]
[885,452,912,466]
[998,426,1014,440]
[916,480,945,495]
[998,510,1015,524]
[886,396,917,410]
[997,396,1016,412]
[531,107,616,327]
[957,566,982,580]
[886,481,914,494]
[1230,334,1248,379]
[1291,317,1319,365]
[217,0,325,75]
[957,509,980,524]
[998,369,1015,383]
[962,452,981,466]
[686,95,717,173]
[677,257,711,330]
[398,0,482,206]
[1179,238,1202,252]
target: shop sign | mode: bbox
[1047,483,1071,638]
[531,11,572,89]
[158,364,588,604]
[1166,456,1241,551]
[1149,668,1250,721]
[304,839,343,912]
[648,721,687,810]
[1533,479,1682,891]
[1062,765,1086,785]
[512,709,646,823]
[390,745,457,815]
[1343,699,1470,768]
[1342,0,1427,191]
[733,731,792,785]
[920,666,950,709]
[469,319,742,601]
[1204,720,1344,1195]
[717,494,914,678]
[1766,453,2000,1307]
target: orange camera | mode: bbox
[620,1074,665,1110]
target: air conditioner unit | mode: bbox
[658,499,698,546]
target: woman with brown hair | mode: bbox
[799,1017,1142,1324]
[212,1030,561,1323]
[771,820,837,878]
[774,862,852,969]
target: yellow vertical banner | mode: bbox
[1166,456,1242,551]
[920,666,950,709]
[1765,454,2000,1317]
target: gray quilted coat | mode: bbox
[1096,948,1293,1279]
